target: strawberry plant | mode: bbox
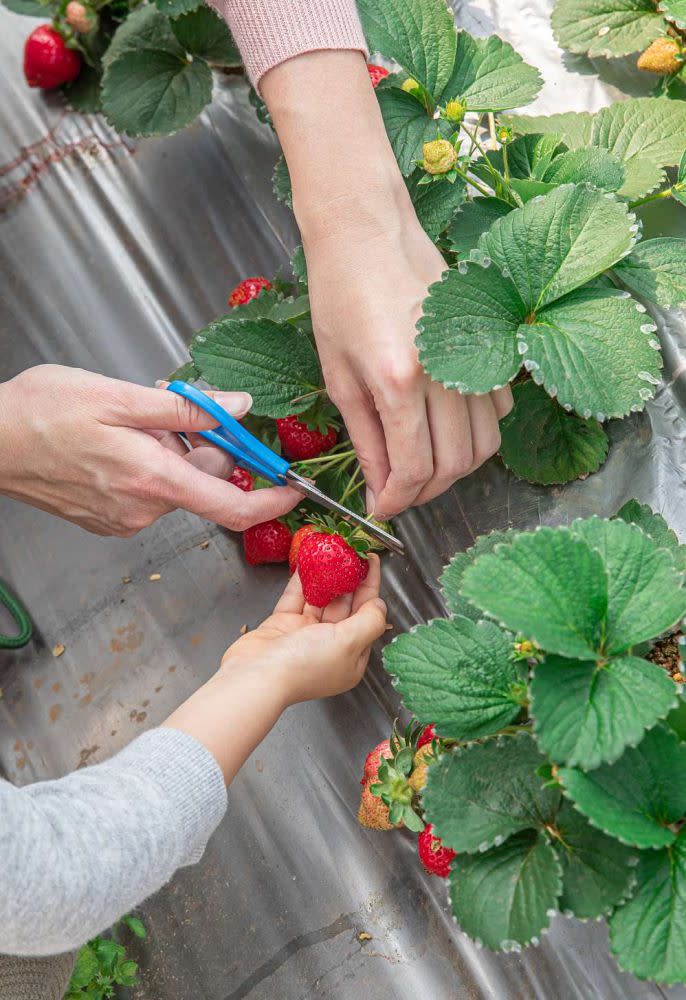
[372,502,686,984]
[65,914,146,999]
[551,0,686,97]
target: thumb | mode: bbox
[112,382,253,432]
[337,597,387,656]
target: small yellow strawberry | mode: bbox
[408,744,435,793]
[421,139,457,175]
[637,37,682,74]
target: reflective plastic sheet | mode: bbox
[1,1,685,997]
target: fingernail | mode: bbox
[216,391,252,415]
[154,379,165,388]
[366,488,375,516]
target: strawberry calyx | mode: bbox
[305,514,374,558]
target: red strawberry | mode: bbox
[357,739,399,830]
[276,414,338,461]
[289,523,317,574]
[416,724,436,749]
[227,276,271,308]
[367,63,389,88]
[243,519,292,566]
[418,824,456,878]
[229,467,254,492]
[24,26,81,89]
[297,531,368,607]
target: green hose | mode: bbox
[0,580,33,649]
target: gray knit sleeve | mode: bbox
[0,727,227,957]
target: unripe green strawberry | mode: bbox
[443,98,466,123]
[421,139,457,175]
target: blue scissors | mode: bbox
[167,381,404,556]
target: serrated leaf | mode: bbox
[551,0,664,58]
[439,32,542,110]
[554,801,637,919]
[496,133,566,180]
[383,617,523,741]
[447,196,512,256]
[405,170,466,239]
[440,530,513,619]
[678,149,686,186]
[659,0,686,27]
[609,828,686,985]
[231,289,310,324]
[1,0,47,12]
[190,317,322,417]
[63,64,102,114]
[167,360,199,382]
[479,185,635,312]
[506,111,595,150]
[523,287,662,420]
[376,88,449,176]
[449,831,562,950]
[103,5,181,69]
[531,653,677,769]
[559,724,686,848]
[155,0,201,15]
[171,7,240,64]
[102,50,211,137]
[616,499,683,555]
[416,261,524,393]
[591,97,686,199]
[424,733,561,853]
[614,238,686,309]
[571,517,686,652]
[272,155,292,207]
[291,244,308,289]
[542,148,625,191]
[499,379,609,485]
[461,527,608,659]
[665,695,686,741]
[357,0,457,96]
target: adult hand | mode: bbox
[262,51,513,520]
[0,365,299,535]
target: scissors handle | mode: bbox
[167,381,289,484]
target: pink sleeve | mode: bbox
[208,0,369,91]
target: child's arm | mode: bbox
[0,560,386,957]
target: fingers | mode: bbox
[273,571,306,614]
[373,382,433,519]
[321,591,354,624]
[329,390,389,515]
[351,553,381,612]
[184,445,234,480]
[413,384,473,507]
[465,394,502,475]
[156,450,300,530]
[491,385,514,420]
[111,383,253,432]
[336,595,387,659]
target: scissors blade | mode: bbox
[286,470,405,556]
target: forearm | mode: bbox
[261,50,411,242]
[0,728,226,956]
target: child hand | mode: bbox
[219,554,387,705]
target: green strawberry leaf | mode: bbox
[554,801,637,919]
[155,0,202,15]
[523,287,663,420]
[1,0,47,12]
[102,50,211,137]
[559,724,686,848]
[232,290,310,324]
[439,32,542,110]
[440,530,513,619]
[659,0,686,28]
[405,170,466,239]
[376,88,450,176]
[489,133,565,180]
[478,185,636,313]
[416,260,524,394]
[570,517,686,653]
[447,197,512,256]
[291,245,308,290]
[531,653,677,769]
[615,499,683,558]
[499,379,609,485]
[551,0,664,58]
[506,110,595,150]
[272,155,293,207]
[461,527,608,660]
[357,0,457,97]
[449,831,562,950]
[69,946,100,989]
[614,238,686,309]
[171,7,240,64]
[121,915,146,939]
[190,317,322,417]
[609,828,686,985]
[383,617,524,741]
[63,64,102,114]
[541,148,625,191]
[591,97,686,199]
[103,5,180,68]
[167,360,199,382]
[665,695,686,741]
[424,733,561,853]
